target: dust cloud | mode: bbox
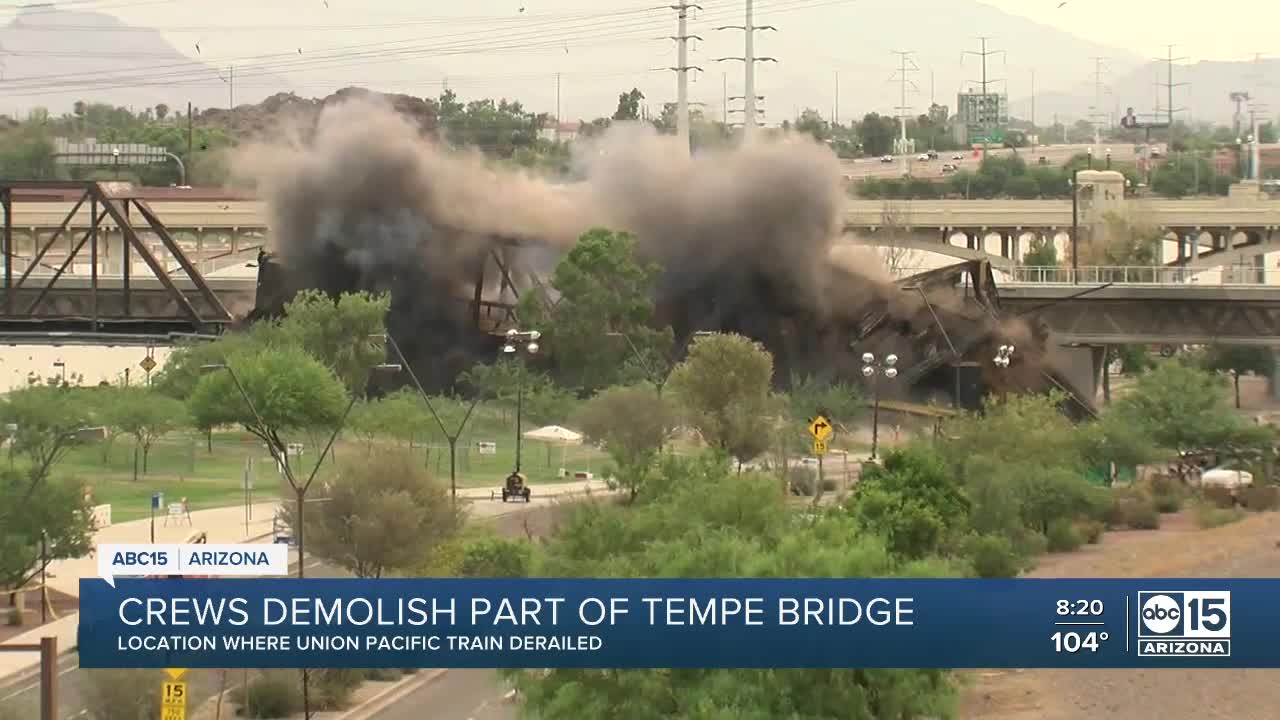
[232,95,1057,401]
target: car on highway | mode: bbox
[951,153,964,160]
[916,153,931,161]
[879,155,894,163]
[941,163,958,173]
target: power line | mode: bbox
[1156,44,1189,146]
[961,36,1005,155]
[669,1,703,151]
[1088,56,1109,145]
[2,0,840,98]
[888,49,918,176]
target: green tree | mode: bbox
[105,388,188,480]
[517,228,671,394]
[667,333,774,460]
[858,112,896,157]
[613,88,645,121]
[277,290,391,397]
[301,450,462,578]
[575,383,674,502]
[1198,346,1274,409]
[0,468,95,595]
[187,347,350,570]
[1110,360,1273,471]
[1021,235,1058,265]
[515,453,959,718]
[848,447,969,560]
[0,385,92,494]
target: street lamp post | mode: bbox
[1105,148,1112,170]
[201,361,398,720]
[502,329,540,475]
[370,332,482,505]
[1070,171,1081,285]
[860,352,899,460]
[994,344,1015,369]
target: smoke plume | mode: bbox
[234,95,1061,402]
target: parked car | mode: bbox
[1198,462,1253,490]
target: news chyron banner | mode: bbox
[77,578,1280,669]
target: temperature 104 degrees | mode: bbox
[1052,630,1110,653]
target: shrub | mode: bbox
[1104,488,1160,529]
[1239,485,1280,511]
[1193,499,1246,529]
[233,670,303,718]
[458,537,533,578]
[965,534,1024,578]
[787,467,835,496]
[1046,519,1083,553]
[1076,519,1105,544]
[310,668,364,710]
[361,668,403,682]
[82,669,162,720]
[1200,486,1238,509]
[1149,476,1185,513]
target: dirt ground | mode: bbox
[958,509,1280,720]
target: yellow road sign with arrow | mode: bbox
[808,415,833,442]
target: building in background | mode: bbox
[953,92,1008,146]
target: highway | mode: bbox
[837,142,1146,180]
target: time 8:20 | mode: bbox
[1056,600,1104,616]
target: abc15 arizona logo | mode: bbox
[1137,591,1231,657]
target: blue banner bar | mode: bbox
[77,578,1280,669]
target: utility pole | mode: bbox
[1030,69,1037,148]
[670,2,703,152]
[555,72,561,142]
[1245,53,1269,181]
[1157,44,1189,149]
[713,1,777,141]
[1088,56,1109,147]
[834,69,839,126]
[889,50,919,177]
[722,72,728,124]
[961,36,1006,157]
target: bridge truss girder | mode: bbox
[1004,297,1280,346]
[1,180,232,334]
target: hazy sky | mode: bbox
[0,0,1273,119]
[981,0,1275,61]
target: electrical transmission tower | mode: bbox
[961,36,1006,156]
[669,2,703,153]
[1088,57,1110,146]
[713,0,777,140]
[1156,44,1189,148]
[889,50,919,176]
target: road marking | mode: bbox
[0,660,80,704]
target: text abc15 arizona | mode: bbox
[1137,591,1231,657]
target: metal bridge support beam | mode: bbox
[1055,344,1106,405]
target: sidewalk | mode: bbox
[0,501,281,681]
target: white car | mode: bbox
[916,153,931,161]
[879,155,894,163]
[1198,463,1253,490]
[951,153,964,160]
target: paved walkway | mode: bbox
[0,479,612,681]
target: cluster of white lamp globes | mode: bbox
[861,352,899,379]
[502,329,541,355]
[994,344,1015,368]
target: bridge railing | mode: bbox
[889,264,1278,286]
[1004,265,1275,286]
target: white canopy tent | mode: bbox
[523,425,584,474]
